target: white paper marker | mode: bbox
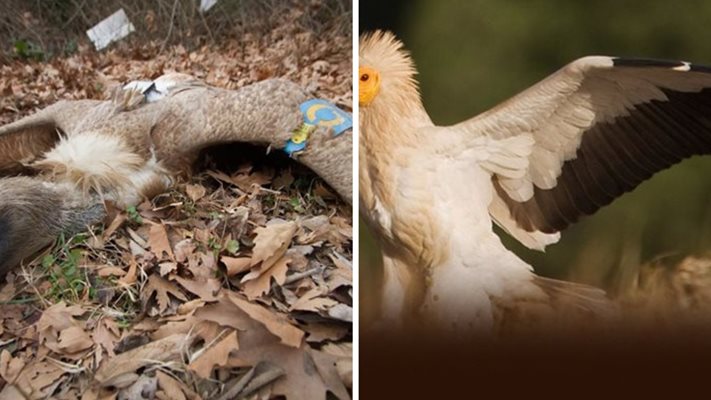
[200,0,219,12]
[86,9,135,51]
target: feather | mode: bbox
[0,75,352,278]
[453,56,711,241]
[360,31,711,334]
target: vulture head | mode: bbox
[359,31,419,108]
[0,75,352,278]
[359,31,432,153]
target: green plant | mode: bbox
[13,39,45,61]
[126,205,143,224]
[289,196,305,213]
[225,239,239,255]
[42,233,91,303]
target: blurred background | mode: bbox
[0,0,351,61]
[0,0,352,121]
[359,0,711,328]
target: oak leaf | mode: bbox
[228,293,304,348]
[142,275,187,314]
[148,222,175,261]
[243,255,291,300]
[188,330,239,379]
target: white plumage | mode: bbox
[360,31,711,334]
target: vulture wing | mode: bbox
[452,56,711,249]
[145,78,353,203]
[0,78,350,279]
[0,99,101,175]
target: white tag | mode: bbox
[200,0,219,12]
[86,9,135,51]
[123,80,154,94]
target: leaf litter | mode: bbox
[0,3,352,399]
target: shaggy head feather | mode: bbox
[359,30,424,115]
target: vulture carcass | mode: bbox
[0,74,352,277]
[359,30,711,335]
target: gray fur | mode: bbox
[0,177,104,276]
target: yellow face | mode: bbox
[359,66,380,106]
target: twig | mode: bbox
[216,362,285,400]
[284,266,325,285]
[62,0,89,29]
[159,0,180,53]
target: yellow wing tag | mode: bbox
[284,123,316,155]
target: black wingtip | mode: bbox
[612,57,711,74]
[689,63,711,73]
[612,57,686,68]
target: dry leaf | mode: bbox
[142,275,187,314]
[156,370,187,400]
[327,304,353,322]
[14,361,66,398]
[230,171,272,192]
[95,334,189,387]
[174,276,221,301]
[0,282,16,302]
[228,293,304,348]
[188,330,239,379]
[0,350,25,383]
[232,327,349,400]
[221,256,252,276]
[0,384,24,399]
[185,183,206,202]
[148,222,175,261]
[303,322,349,343]
[193,296,257,331]
[118,260,138,285]
[173,239,197,263]
[103,212,127,240]
[57,326,93,353]
[291,288,339,312]
[120,375,157,399]
[247,220,297,271]
[94,318,121,359]
[243,255,291,300]
[97,266,127,277]
[159,262,178,276]
[38,302,87,354]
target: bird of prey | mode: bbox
[0,74,352,278]
[359,30,711,334]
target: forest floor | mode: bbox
[0,6,352,400]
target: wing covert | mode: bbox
[455,56,711,246]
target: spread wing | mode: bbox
[453,56,711,250]
[0,99,101,175]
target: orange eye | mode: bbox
[358,66,380,106]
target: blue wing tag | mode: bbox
[299,99,352,135]
[284,99,351,156]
